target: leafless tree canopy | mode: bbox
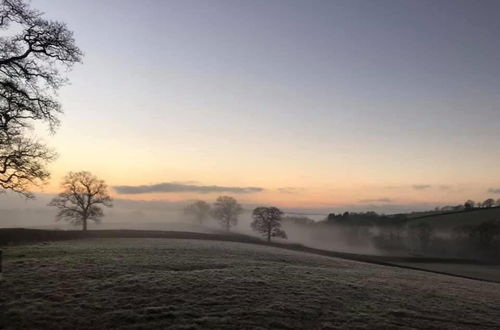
[49,171,112,231]
[251,206,287,242]
[0,0,82,197]
[211,196,243,232]
[0,136,54,198]
[184,200,211,224]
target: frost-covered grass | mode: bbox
[395,262,500,283]
[1,238,499,329]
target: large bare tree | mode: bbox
[0,137,55,198]
[211,196,243,232]
[49,171,112,231]
[0,0,82,197]
[251,206,287,242]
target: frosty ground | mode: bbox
[1,238,499,329]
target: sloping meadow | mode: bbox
[1,238,499,329]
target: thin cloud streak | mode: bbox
[358,198,393,203]
[413,184,432,190]
[277,187,305,194]
[114,182,264,195]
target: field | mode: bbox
[394,262,500,283]
[1,238,500,329]
[410,207,500,230]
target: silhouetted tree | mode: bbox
[0,0,82,197]
[464,200,475,210]
[482,198,495,208]
[0,137,55,198]
[184,200,210,224]
[49,172,112,231]
[251,206,287,242]
[211,196,242,232]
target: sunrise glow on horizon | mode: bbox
[30,0,500,210]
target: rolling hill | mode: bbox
[1,237,499,329]
[408,207,500,230]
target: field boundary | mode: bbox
[408,206,500,221]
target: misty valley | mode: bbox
[1,0,500,329]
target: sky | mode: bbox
[26,0,500,211]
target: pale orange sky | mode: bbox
[30,0,500,210]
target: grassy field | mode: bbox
[1,238,499,329]
[410,207,500,230]
[394,262,500,283]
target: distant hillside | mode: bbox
[408,207,500,229]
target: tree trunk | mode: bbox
[267,229,271,242]
[82,218,87,232]
[226,220,230,232]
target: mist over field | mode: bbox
[1,192,499,260]
[0,195,376,258]
[0,192,427,255]
[3,0,500,329]
[0,192,437,227]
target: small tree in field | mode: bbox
[211,196,242,232]
[251,206,287,242]
[49,171,112,231]
[184,200,210,224]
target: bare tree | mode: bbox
[482,198,495,208]
[251,206,287,242]
[211,196,242,232]
[184,200,210,224]
[0,0,82,197]
[49,172,112,231]
[0,136,55,198]
[464,200,475,210]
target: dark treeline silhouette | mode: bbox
[280,203,500,261]
[438,198,500,212]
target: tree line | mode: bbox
[321,208,500,259]
[183,197,287,241]
[437,198,500,212]
[45,171,287,242]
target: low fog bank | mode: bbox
[221,214,379,254]
[0,194,400,255]
[0,194,214,233]
[1,193,499,261]
[232,211,500,261]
